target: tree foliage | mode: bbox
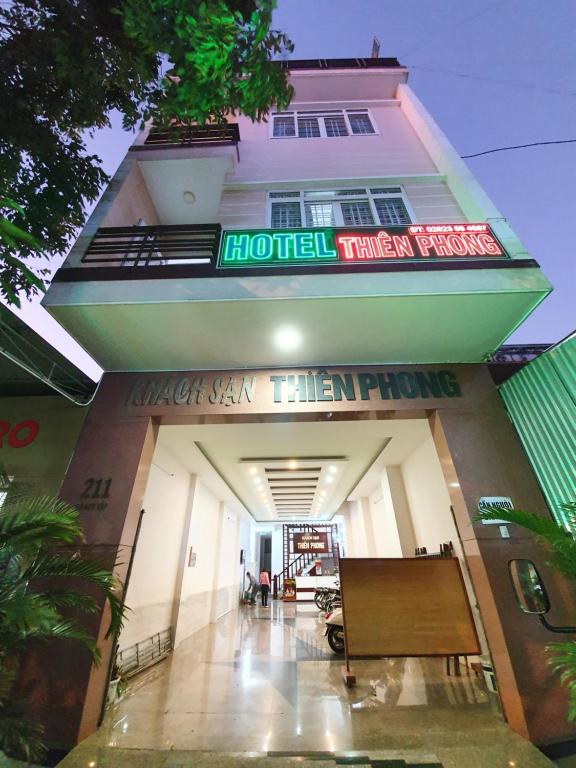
[0,0,293,305]
[0,494,126,760]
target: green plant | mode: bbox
[0,197,44,308]
[477,501,576,719]
[0,0,292,306]
[0,495,126,761]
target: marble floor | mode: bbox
[59,601,555,768]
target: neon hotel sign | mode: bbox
[217,223,508,268]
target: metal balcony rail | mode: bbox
[415,541,455,559]
[82,224,221,267]
[116,627,173,679]
[144,123,240,149]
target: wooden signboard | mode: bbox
[293,531,329,554]
[339,558,480,658]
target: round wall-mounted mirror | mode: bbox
[509,559,550,615]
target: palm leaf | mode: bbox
[0,494,130,758]
[0,698,45,763]
[548,642,576,721]
[20,552,126,638]
[34,589,100,615]
[0,496,84,550]
[475,506,576,582]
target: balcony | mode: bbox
[44,222,552,371]
[132,123,241,161]
[81,224,221,270]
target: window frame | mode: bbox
[266,187,416,229]
[270,109,379,139]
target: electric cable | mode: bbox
[462,139,576,159]
[410,64,576,99]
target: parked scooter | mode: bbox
[314,584,340,611]
[324,606,345,654]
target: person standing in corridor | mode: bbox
[246,571,259,605]
[260,569,271,607]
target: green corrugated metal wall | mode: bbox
[499,334,576,528]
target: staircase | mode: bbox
[273,523,339,597]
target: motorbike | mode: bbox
[314,584,340,611]
[324,606,345,654]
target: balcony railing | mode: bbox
[140,123,240,156]
[82,224,221,267]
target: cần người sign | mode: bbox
[217,223,508,269]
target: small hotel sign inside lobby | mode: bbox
[218,223,508,268]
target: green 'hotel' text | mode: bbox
[220,229,336,265]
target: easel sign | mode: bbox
[338,557,480,685]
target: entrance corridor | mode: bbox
[60,602,554,768]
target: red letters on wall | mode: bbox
[0,420,40,448]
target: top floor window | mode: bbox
[271,109,377,139]
[268,188,413,229]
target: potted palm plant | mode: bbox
[0,494,126,762]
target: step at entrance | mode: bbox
[58,748,444,768]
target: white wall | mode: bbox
[371,478,404,557]
[230,103,438,185]
[119,443,191,649]
[174,479,221,644]
[214,505,240,620]
[271,525,283,581]
[120,438,248,650]
[401,435,460,555]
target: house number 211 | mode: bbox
[80,478,112,500]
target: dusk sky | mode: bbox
[12,0,576,378]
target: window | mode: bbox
[271,110,376,139]
[271,201,302,228]
[341,201,374,226]
[268,188,413,228]
[297,116,321,138]
[272,115,296,138]
[305,203,336,227]
[373,197,410,226]
[348,112,376,135]
[324,115,348,137]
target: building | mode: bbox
[35,58,574,761]
[0,303,93,498]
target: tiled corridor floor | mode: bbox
[60,601,555,767]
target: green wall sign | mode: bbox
[217,224,507,268]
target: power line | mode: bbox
[462,139,576,159]
[411,64,576,99]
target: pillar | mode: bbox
[18,392,157,750]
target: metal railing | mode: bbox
[82,223,221,267]
[143,123,240,154]
[116,628,173,679]
[415,541,455,559]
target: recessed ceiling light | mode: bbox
[328,465,338,474]
[325,476,334,484]
[249,466,258,475]
[288,459,298,470]
[182,190,196,204]
[273,325,302,352]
